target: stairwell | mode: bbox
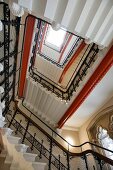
[0,1,113,170]
[0,123,47,170]
[0,100,113,170]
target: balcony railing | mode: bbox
[29,43,99,101]
[0,2,20,116]
[1,5,112,170]
[18,15,99,101]
[5,100,113,170]
[32,19,83,68]
[37,38,82,68]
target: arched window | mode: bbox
[97,126,113,160]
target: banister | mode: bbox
[20,14,99,101]
[0,2,20,116]
[15,14,113,168]
[7,113,113,168]
[10,100,113,167]
[0,2,113,170]
[32,41,90,91]
[30,43,99,101]
[15,100,113,164]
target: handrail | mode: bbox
[21,15,99,101]
[11,100,113,167]
[8,117,113,166]
[0,2,20,116]
[37,37,82,68]
[7,116,113,168]
[16,14,113,168]
[21,100,113,155]
[30,43,99,101]
[33,44,90,92]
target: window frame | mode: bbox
[44,25,68,53]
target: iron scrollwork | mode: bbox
[29,42,99,101]
[12,119,25,136]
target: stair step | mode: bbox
[5,155,13,164]
[7,136,21,144]
[15,144,29,153]
[1,128,13,136]
[23,153,37,162]
[10,162,20,170]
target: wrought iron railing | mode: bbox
[37,38,82,68]
[0,2,20,115]
[1,8,112,169]
[29,43,99,101]
[28,15,99,100]
[32,43,92,92]
[18,15,99,101]
[31,19,83,68]
[5,101,113,170]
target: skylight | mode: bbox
[45,26,66,52]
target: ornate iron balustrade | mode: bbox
[0,2,20,115]
[5,102,113,170]
[29,43,99,101]
[23,15,100,101]
[18,15,99,101]
[31,19,83,68]
[37,38,82,68]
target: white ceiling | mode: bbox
[65,66,113,129]
[19,0,113,47]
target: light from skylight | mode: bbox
[45,26,66,51]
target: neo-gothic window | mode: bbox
[97,126,113,160]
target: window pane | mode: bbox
[45,26,66,51]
